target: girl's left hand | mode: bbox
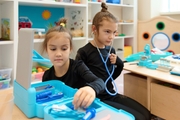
[73,86,95,109]
[109,53,117,64]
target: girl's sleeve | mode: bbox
[113,57,124,79]
[76,61,105,95]
[42,70,49,82]
[112,48,124,80]
[75,48,87,63]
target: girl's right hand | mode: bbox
[72,86,96,109]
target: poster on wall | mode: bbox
[19,5,64,32]
[1,18,10,40]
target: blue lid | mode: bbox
[33,50,50,62]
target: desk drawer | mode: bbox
[124,73,147,108]
[151,83,180,120]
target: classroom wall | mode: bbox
[138,0,180,20]
[138,0,162,21]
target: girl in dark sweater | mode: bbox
[76,2,151,120]
[42,18,105,110]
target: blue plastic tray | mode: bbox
[125,52,172,62]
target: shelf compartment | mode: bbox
[18,0,87,8]
[88,1,134,8]
[0,41,14,45]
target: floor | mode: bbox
[114,70,129,94]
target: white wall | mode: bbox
[138,0,151,21]
[138,0,180,21]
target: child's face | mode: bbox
[46,32,71,68]
[95,20,117,46]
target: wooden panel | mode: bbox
[138,16,180,54]
[151,83,180,120]
[124,73,147,108]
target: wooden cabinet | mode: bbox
[124,73,148,108]
[151,82,180,120]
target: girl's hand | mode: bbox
[109,53,117,64]
[73,86,95,109]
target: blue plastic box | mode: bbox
[14,80,76,118]
[106,0,120,4]
[14,80,135,120]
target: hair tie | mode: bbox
[60,23,65,27]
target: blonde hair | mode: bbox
[92,2,118,31]
[42,18,73,54]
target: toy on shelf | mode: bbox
[106,0,120,4]
[71,29,84,37]
[119,20,134,23]
[1,18,10,40]
[0,68,12,90]
[19,17,32,30]
[32,50,52,82]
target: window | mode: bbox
[161,0,180,12]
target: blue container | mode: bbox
[106,0,120,4]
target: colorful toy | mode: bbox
[19,17,32,30]
[74,0,80,3]
[71,29,84,37]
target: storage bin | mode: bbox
[124,46,132,58]
[124,73,147,108]
[32,72,44,82]
[0,78,11,90]
[0,68,12,80]
[151,82,180,120]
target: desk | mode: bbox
[0,88,41,120]
[123,63,180,120]
[13,105,42,120]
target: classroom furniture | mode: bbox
[13,105,42,120]
[123,62,180,120]
[138,16,180,54]
[0,0,137,87]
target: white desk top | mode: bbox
[124,62,180,86]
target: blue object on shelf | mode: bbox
[106,0,120,4]
[33,50,50,63]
